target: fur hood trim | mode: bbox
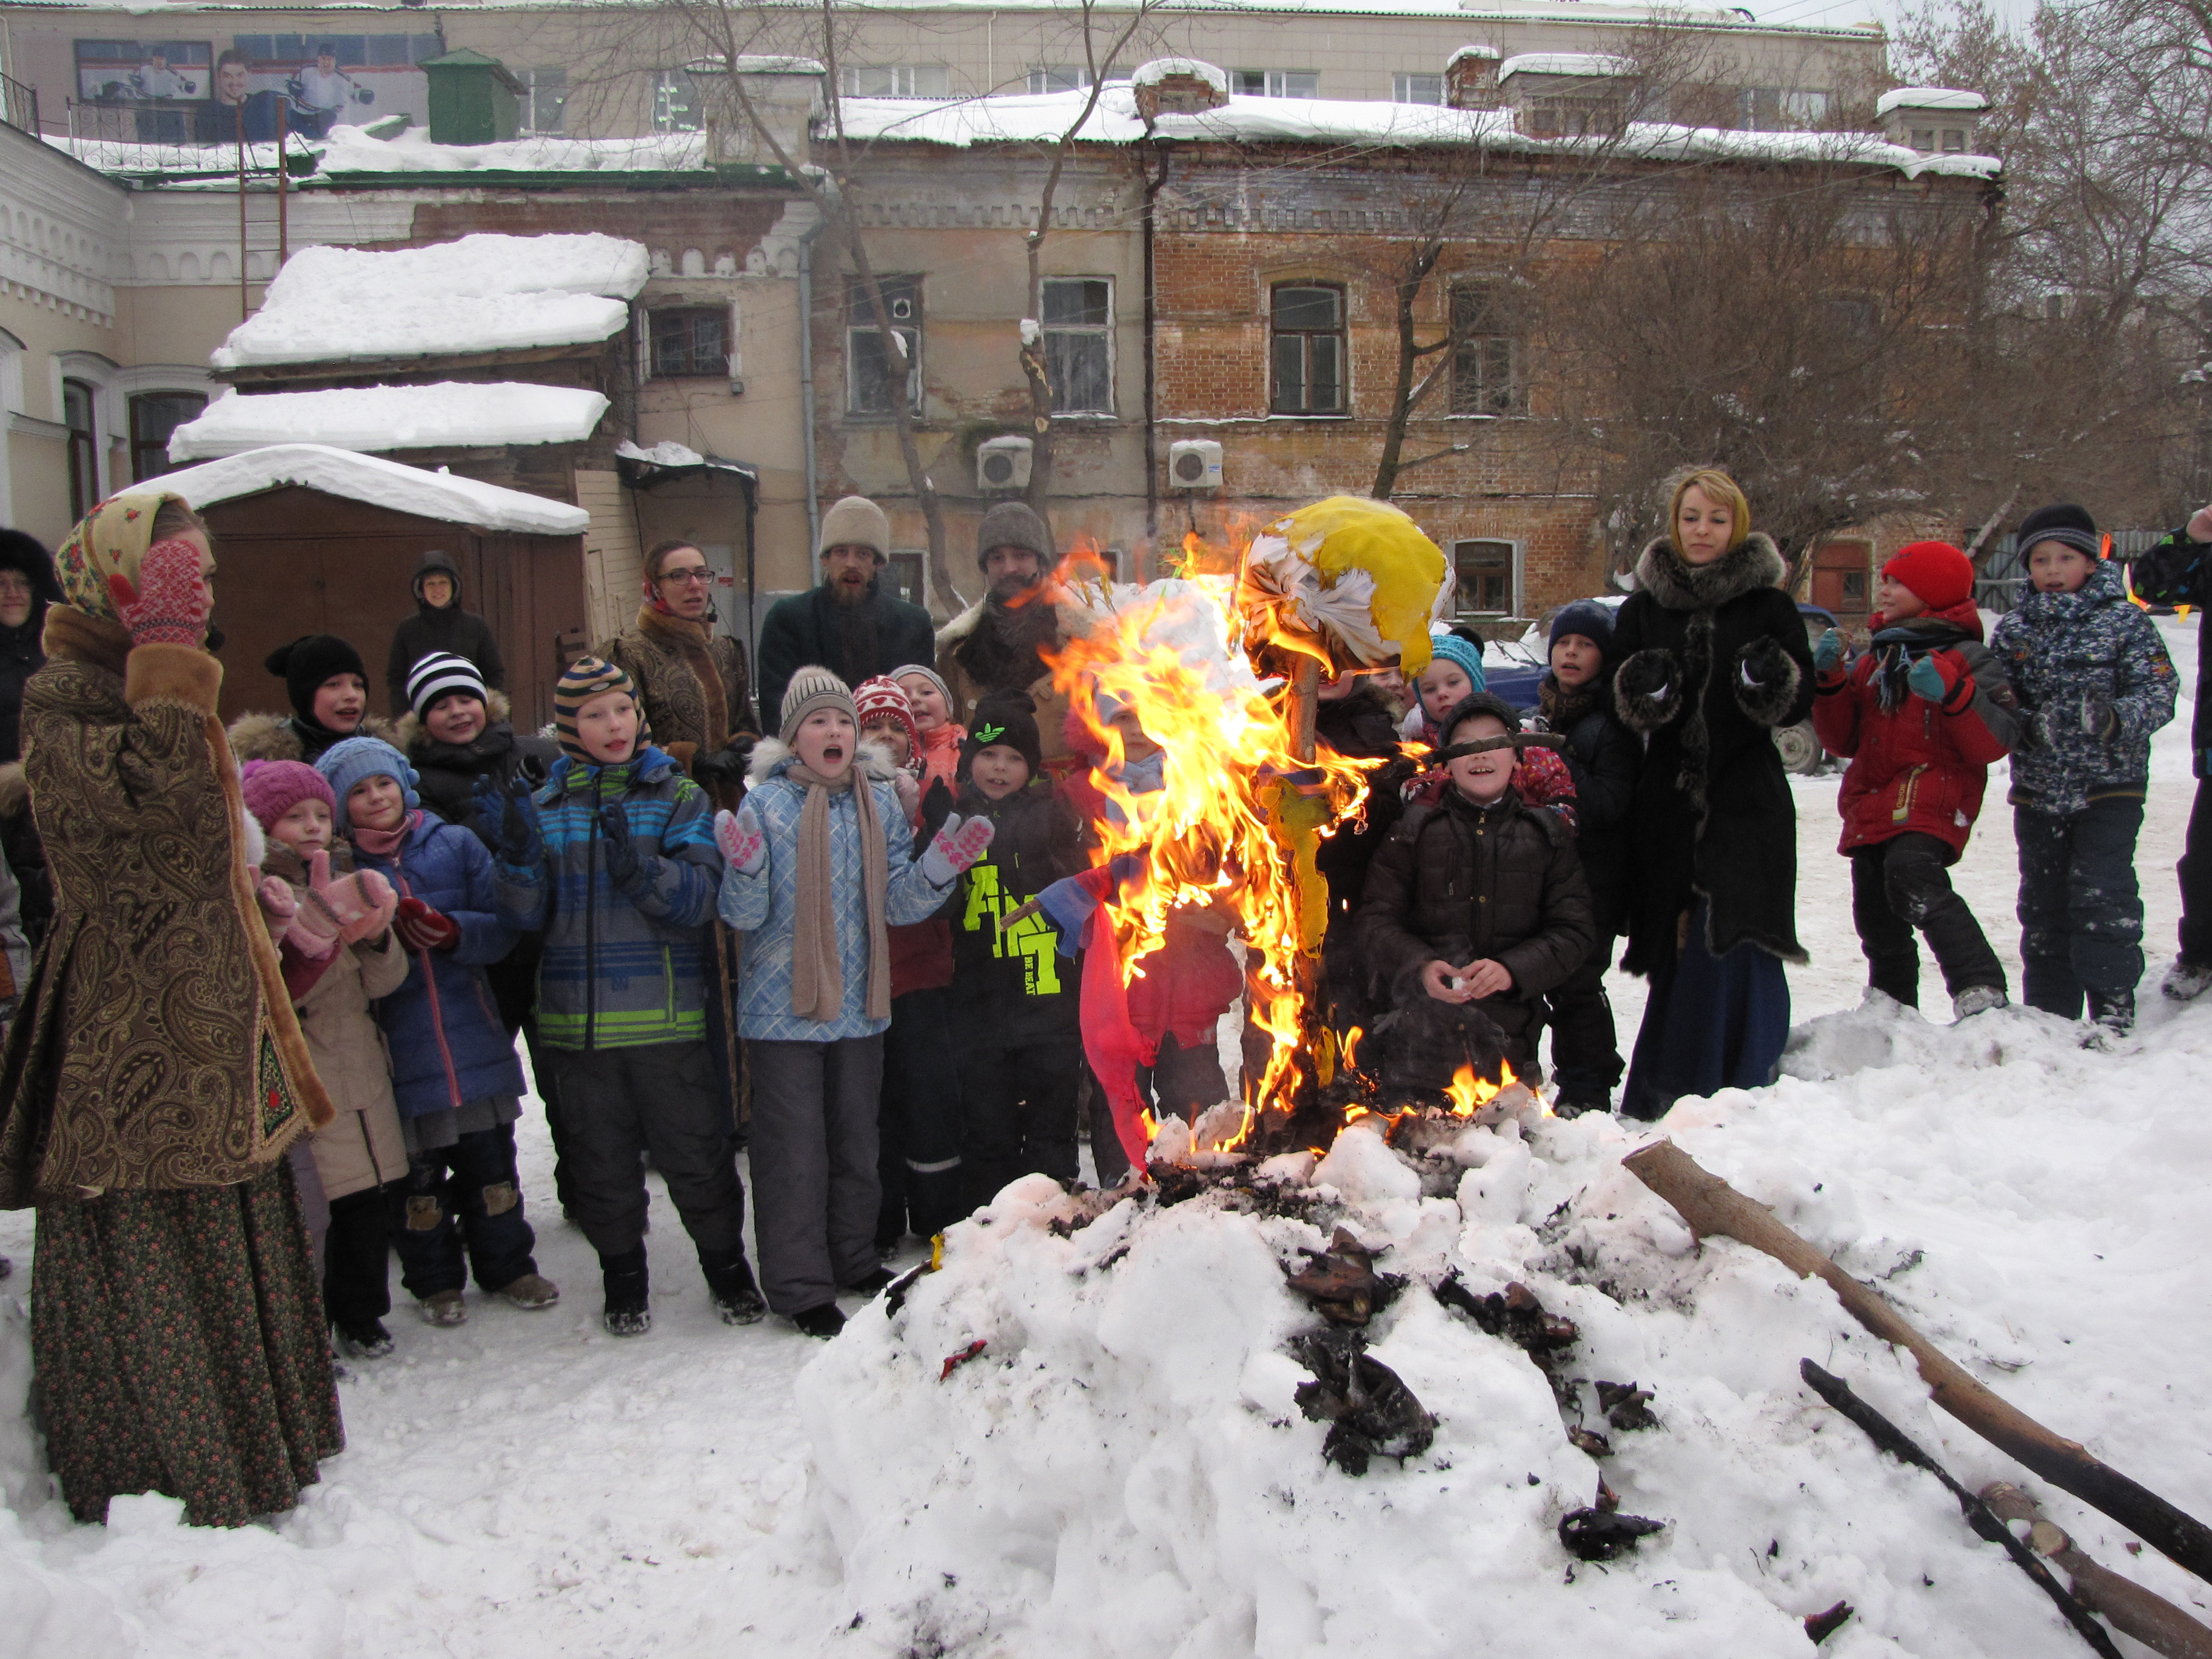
[748,735,793,785]
[227,709,398,765]
[394,688,513,755]
[936,588,1094,651]
[745,734,904,788]
[1634,533,1786,612]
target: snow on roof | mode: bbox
[1447,44,1504,65]
[836,85,2003,178]
[1497,52,1636,78]
[158,443,591,533]
[1132,58,1232,95]
[313,125,712,175]
[169,383,610,461]
[1874,85,1988,116]
[210,233,649,370]
[728,54,829,75]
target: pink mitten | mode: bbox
[715,806,766,876]
[254,871,300,944]
[338,868,398,945]
[287,888,343,960]
[919,811,994,885]
[108,538,213,649]
[891,770,921,825]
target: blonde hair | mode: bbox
[150,496,209,542]
[1666,468,1751,551]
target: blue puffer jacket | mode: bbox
[350,811,525,1118]
[1989,559,2178,816]
[719,740,960,1042]
[495,745,722,1051]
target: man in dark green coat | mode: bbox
[756,496,936,725]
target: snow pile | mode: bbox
[616,438,707,468]
[1498,52,1637,79]
[1875,86,1989,115]
[212,233,648,369]
[170,383,609,459]
[157,443,590,533]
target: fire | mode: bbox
[1045,531,1378,1149]
[1444,1059,1515,1116]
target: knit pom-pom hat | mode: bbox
[315,736,420,831]
[554,655,649,763]
[779,665,858,745]
[1882,541,1976,612]
[240,758,335,833]
[853,675,920,757]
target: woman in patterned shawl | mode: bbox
[0,491,343,1527]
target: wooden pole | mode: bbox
[1983,1483,2212,1659]
[1624,1139,2212,1586]
[1287,655,1321,763]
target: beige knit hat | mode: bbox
[779,665,858,744]
[817,495,890,564]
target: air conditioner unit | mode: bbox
[977,435,1033,492]
[1168,438,1223,489]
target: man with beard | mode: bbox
[936,501,1091,782]
[756,496,936,728]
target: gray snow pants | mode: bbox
[747,1035,883,1315]
[550,1041,748,1261]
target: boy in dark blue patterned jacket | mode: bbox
[2125,497,2212,1001]
[1989,504,2177,1036]
[488,655,762,1336]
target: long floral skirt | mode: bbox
[30,1159,345,1527]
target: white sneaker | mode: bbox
[2163,957,2212,1002]
[1951,985,2009,1022]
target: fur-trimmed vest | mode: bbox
[1609,534,1814,970]
[597,608,759,807]
[0,609,334,1202]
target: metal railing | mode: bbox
[2,72,39,137]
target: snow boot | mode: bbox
[418,1290,468,1327]
[601,1246,651,1337]
[701,1248,766,1326]
[2086,988,2136,1045]
[790,1303,846,1339]
[1551,1094,1609,1119]
[336,1319,395,1359]
[841,1267,897,1297]
[1951,985,2009,1022]
[2164,957,2212,1002]
[496,1272,561,1311]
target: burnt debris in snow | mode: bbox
[1290,1329,1438,1476]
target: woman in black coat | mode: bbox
[0,530,62,945]
[1610,470,1814,1119]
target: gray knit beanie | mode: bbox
[975,500,1052,572]
[779,664,858,745]
[818,495,890,564]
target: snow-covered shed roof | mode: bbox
[315,126,714,176]
[1874,86,1988,117]
[1497,53,1636,79]
[1133,58,1232,95]
[169,384,610,461]
[210,233,649,371]
[159,443,591,534]
[1447,44,1505,65]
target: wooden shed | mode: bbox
[159,444,591,732]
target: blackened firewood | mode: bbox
[1569,1427,1614,1459]
[1290,1330,1436,1476]
[1597,1379,1660,1433]
[1559,1506,1666,1561]
[1285,1227,1382,1326]
[1805,1602,1854,1644]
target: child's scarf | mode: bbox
[788,761,891,1024]
[351,809,421,862]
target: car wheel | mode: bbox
[1774,719,1823,775]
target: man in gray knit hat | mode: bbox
[936,500,1091,779]
[757,495,937,728]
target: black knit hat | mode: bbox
[266,634,367,724]
[2016,503,2102,562]
[962,690,1042,778]
[1439,691,1524,747]
[1547,599,1614,657]
[975,501,1052,572]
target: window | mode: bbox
[1449,282,1523,415]
[1911,126,1936,150]
[1042,278,1112,415]
[1028,65,1090,94]
[885,551,927,609]
[848,276,922,415]
[1235,70,1318,98]
[1452,540,1517,617]
[839,64,950,98]
[1270,284,1344,415]
[1393,72,1444,105]
[1525,93,1624,138]
[649,308,728,378]
[64,379,99,522]
[1941,127,1966,152]
[129,391,206,480]
[521,67,566,134]
[1737,86,1831,131]
[652,69,702,132]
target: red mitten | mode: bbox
[107,537,213,648]
[395,896,461,952]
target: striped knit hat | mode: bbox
[779,665,857,745]
[405,651,488,721]
[555,655,649,763]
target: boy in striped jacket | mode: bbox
[489,656,763,1336]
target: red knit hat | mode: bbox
[1882,541,1974,612]
[853,675,920,757]
[240,758,335,831]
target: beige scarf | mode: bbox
[788,761,891,1024]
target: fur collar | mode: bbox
[1633,534,1786,612]
[41,606,132,677]
[936,586,1092,650]
[395,688,514,756]
[745,735,902,788]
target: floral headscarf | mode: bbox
[53,491,187,622]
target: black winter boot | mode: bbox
[700,1247,766,1326]
[790,1303,846,1339]
[2086,988,2136,1045]
[600,1245,651,1336]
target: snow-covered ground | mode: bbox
[1,618,2202,1658]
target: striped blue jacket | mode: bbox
[494,745,722,1050]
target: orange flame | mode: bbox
[1045,529,1377,1150]
[1444,1059,1516,1116]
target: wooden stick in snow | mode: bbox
[1623,1139,2212,1586]
[1982,1484,2212,1659]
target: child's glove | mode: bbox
[1737,634,1794,689]
[920,812,995,886]
[597,802,650,893]
[1906,654,1950,703]
[715,805,767,875]
[1813,629,1846,678]
[2079,694,2120,742]
[395,896,461,952]
[475,775,541,867]
[109,537,213,649]
[691,736,756,789]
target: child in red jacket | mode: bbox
[1812,541,2018,1021]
